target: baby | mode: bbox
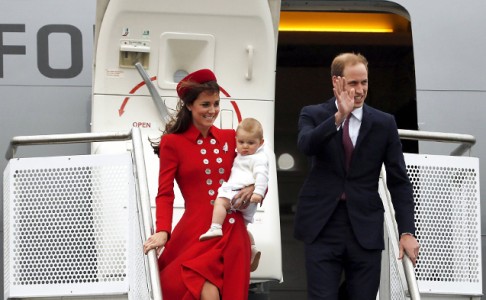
[199,117,269,272]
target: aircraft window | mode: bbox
[174,69,189,83]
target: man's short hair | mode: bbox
[331,52,368,77]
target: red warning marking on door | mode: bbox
[120,77,243,124]
[119,76,157,116]
[230,100,242,123]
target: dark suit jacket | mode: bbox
[294,98,415,250]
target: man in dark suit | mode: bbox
[294,53,420,300]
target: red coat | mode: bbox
[156,124,250,300]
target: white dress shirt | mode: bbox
[335,101,363,147]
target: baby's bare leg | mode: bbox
[212,197,231,225]
[248,229,261,272]
[200,197,231,241]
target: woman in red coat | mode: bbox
[143,69,254,300]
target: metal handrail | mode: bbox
[398,129,476,156]
[131,128,163,300]
[134,62,171,123]
[403,255,420,299]
[380,168,421,300]
[5,131,131,160]
[4,128,163,300]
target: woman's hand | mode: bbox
[143,231,168,256]
[232,185,255,209]
[250,193,263,204]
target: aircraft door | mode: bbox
[91,0,283,284]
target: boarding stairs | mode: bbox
[2,128,482,300]
[378,130,482,300]
[3,129,161,300]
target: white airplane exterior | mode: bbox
[1,0,485,299]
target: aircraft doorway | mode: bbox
[269,8,417,298]
[275,10,417,213]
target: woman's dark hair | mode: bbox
[150,80,220,155]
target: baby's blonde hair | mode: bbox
[236,117,263,140]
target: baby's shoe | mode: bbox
[199,228,223,241]
[250,245,261,272]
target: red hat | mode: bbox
[176,69,230,99]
